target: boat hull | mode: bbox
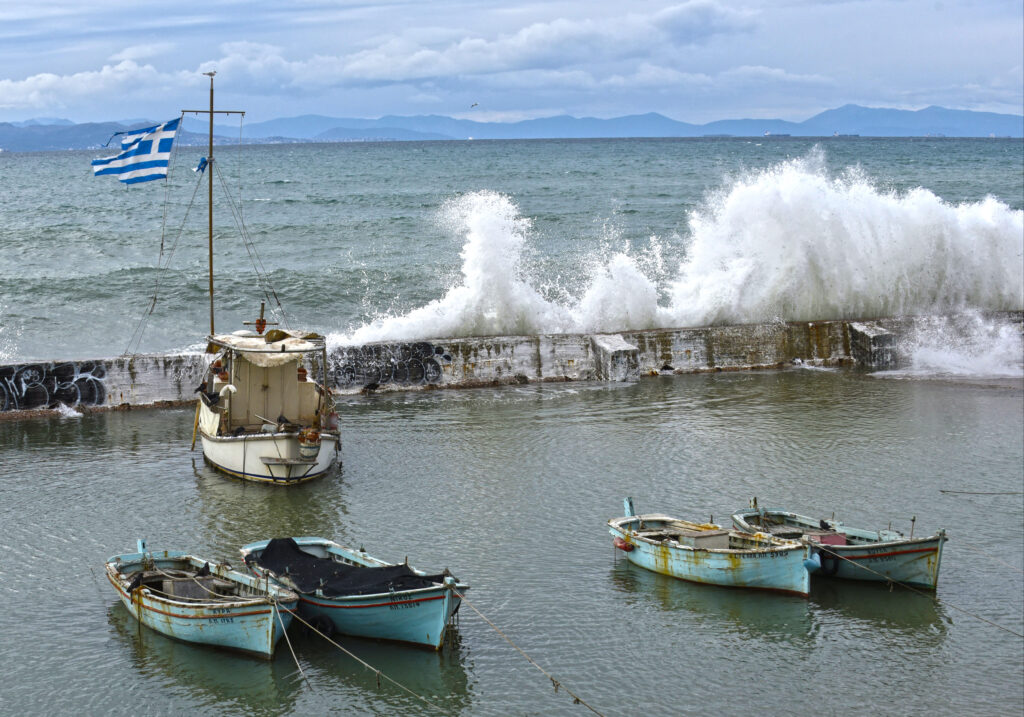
[609,515,811,596]
[105,550,298,659]
[731,509,947,589]
[200,430,339,484]
[811,535,946,588]
[240,537,466,649]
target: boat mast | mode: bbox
[206,72,215,336]
[183,72,244,336]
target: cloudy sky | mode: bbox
[1,0,1021,124]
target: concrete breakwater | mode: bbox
[1,312,1020,416]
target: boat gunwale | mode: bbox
[608,514,805,554]
[105,552,299,609]
[239,537,469,600]
[730,509,947,549]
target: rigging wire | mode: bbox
[122,124,206,357]
[213,159,289,329]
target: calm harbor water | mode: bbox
[1,369,1022,715]
[1,136,1022,714]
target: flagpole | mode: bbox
[206,71,215,336]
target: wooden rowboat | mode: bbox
[106,540,298,659]
[609,498,814,597]
[731,502,947,589]
[240,537,467,650]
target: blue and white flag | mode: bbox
[92,117,180,184]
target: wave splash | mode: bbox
[330,150,1023,349]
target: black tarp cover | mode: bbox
[248,538,445,597]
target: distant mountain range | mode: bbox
[1,104,1020,152]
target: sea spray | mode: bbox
[330,150,1023,351]
[878,311,1024,379]
[666,150,1024,326]
[340,192,573,344]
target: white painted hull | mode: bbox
[200,430,339,484]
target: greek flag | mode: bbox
[92,117,180,184]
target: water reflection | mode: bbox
[190,457,352,556]
[608,559,814,645]
[290,629,473,715]
[810,579,949,639]
[107,603,301,716]
[109,601,473,715]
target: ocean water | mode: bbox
[0,137,1021,360]
[1,137,1022,716]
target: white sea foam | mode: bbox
[55,403,83,418]
[877,311,1024,379]
[329,150,1023,350]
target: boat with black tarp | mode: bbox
[240,537,467,649]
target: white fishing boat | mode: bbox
[181,74,339,483]
[196,322,340,484]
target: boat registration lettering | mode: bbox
[207,616,236,624]
[389,601,416,610]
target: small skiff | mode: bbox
[240,537,467,650]
[106,540,298,659]
[731,503,947,589]
[609,498,813,597]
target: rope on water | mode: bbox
[274,601,312,691]
[286,609,447,714]
[940,490,1023,495]
[818,546,1024,638]
[453,590,605,716]
[953,542,1024,575]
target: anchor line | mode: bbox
[273,599,312,690]
[453,590,606,716]
[954,542,1024,575]
[282,608,447,714]
[816,546,1024,638]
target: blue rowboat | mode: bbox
[239,537,467,650]
[731,503,948,589]
[105,539,298,659]
[609,498,813,597]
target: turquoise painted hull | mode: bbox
[609,513,811,596]
[106,548,298,659]
[732,508,948,589]
[240,537,467,649]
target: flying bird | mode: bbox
[470,103,478,108]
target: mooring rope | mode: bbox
[274,601,312,690]
[453,590,606,716]
[953,541,1024,575]
[286,609,447,714]
[817,545,1024,638]
[940,490,1023,495]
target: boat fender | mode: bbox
[819,549,840,576]
[803,552,821,573]
[613,536,634,552]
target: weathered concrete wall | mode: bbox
[1,312,1020,416]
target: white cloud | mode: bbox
[110,43,175,62]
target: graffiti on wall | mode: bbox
[0,361,106,412]
[330,342,451,388]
